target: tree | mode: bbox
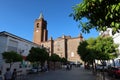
[95,36,118,80]
[78,38,96,69]
[60,57,67,65]
[86,38,97,64]
[49,53,61,70]
[2,51,23,68]
[26,47,49,70]
[49,53,61,62]
[70,0,120,34]
[26,47,40,63]
[77,40,89,63]
[77,37,118,69]
[95,36,118,60]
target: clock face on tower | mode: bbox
[36,30,39,32]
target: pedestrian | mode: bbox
[0,70,3,80]
[45,64,48,72]
[4,68,12,80]
[66,64,70,70]
[70,64,72,70]
[12,69,17,80]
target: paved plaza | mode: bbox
[18,67,96,80]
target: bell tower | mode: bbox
[33,13,48,45]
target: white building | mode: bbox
[0,31,41,75]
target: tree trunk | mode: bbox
[41,62,44,72]
[91,61,96,75]
[101,60,105,80]
[102,66,105,80]
[10,62,13,69]
[112,59,115,67]
[54,62,55,70]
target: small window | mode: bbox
[71,52,74,57]
[37,23,39,28]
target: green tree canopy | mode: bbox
[86,38,97,63]
[77,36,118,64]
[2,51,23,63]
[26,47,49,64]
[71,0,120,34]
[49,53,61,62]
[60,57,67,64]
[95,36,118,60]
[78,38,96,64]
[77,40,89,62]
[49,53,61,70]
[26,47,40,63]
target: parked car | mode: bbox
[115,67,120,78]
[96,64,107,71]
[28,67,41,74]
[107,67,120,78]
[32,67,41,72]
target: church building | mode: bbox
[0,13,84,65]
[33,13,83,63]
[0,13,83,74]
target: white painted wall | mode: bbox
[5,36,39,56]
[113,33,120,54]
[0,32,40,76]
[0,36,7,56]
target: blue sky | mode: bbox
[0,0,99,41]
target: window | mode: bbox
[71,52,74,57]
[36,23,39,28]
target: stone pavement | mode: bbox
[17,67,96,80]
[96,72,119,80]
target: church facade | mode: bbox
[33,14,83,63]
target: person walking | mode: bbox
[4,68,12,80]
[12,69,17,80]
[66,64,70,70]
